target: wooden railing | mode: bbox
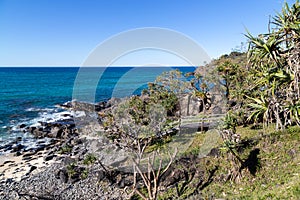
[180,114,225,129]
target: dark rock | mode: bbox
[4,146,13,152]
[207,148,220,157]
[63,157,77,165]
[37,140,46,144]
[38,121,48,126]
[51,138,59,143]
[97,170,106,181]
[72,146,81,156]
[59,168,69,183]
[46,149,55,156]
[35,144,46,152]
[23,151,36,157]
[26,165,37,175]
[62,113,70,117]
[32,128,45,138]
[118,175,134,188]
[69,174,80,183]
[44,154,55,161]
[58,101,72,109]
[5,178,13,184]
[95,101,110,111]
[3,160,15,165]
[14,151,22,156]
[19,124,27,129]
[48,126,63,138]
[22,156,33,161]
[27,126,36,133]
[180,123,210,133]
[162,168,188,188]
[11,144,25,152]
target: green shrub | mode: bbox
[80,169,89,179]
[83,153,97,165]
[58,145,72,154]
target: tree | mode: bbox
[246,0,300,130]
[111,97,178,200]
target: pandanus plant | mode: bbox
[246,0,300,130]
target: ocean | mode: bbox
[0,67,195,150]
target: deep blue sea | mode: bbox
[0,67,195,148]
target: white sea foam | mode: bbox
[1,102,93,153]
[25,107,55,112]
[22,106,74,127]
[74,111,86,118]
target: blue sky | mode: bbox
[0,0,295,66]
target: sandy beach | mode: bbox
[0,150,57,182]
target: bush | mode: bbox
[83,153,97,165]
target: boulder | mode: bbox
[58,168,69,183]
[25,165,37,176]
[179,94,202,116]
[19,124,27,129]
[32,128,46,138]
[44,154,55,161]
[48,126,63,138]
[27,126,36,133]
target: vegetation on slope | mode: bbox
[157,125,300,199]
[95,1,300,199]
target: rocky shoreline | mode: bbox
[0,94,219,199]
[0,137,128,199]
[0,100,119,199]
[0,99,162,199]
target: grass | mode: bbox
[184,130,223,157]
[157,125,300,199]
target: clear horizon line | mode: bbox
[0,65,199,67]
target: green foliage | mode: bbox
[247,94,270,125]
[147,84,179,116]
[83,153,97,165]
[80,169,89,179]
[246,0,300,130]
[155,69,190,94]
[157,125,300,199]
[58,145,72,154]
[223,111,238,131]
[66,163,77,177]
[128,96,147,124]
[287,125,300,134]
[66,162,89,180]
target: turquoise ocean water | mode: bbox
[0,67,195,147]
